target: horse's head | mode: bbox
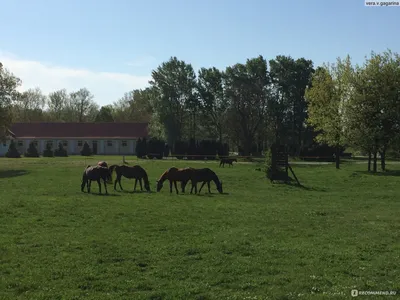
[156,180,163,192]
[233,159,237,162]
[144,180,151,192]
[217,180,223,194]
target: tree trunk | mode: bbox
[335,146,340,169]
[368,151,372,172]
[373,151,378,173]
[380,146,386,171]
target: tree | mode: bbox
[197,67,229,142]
[5,140,21,158]
[13,87,47,122]
[48,89,69,121]
[0,62,21,141]
[80,142,92,156]
[54,142,68,157]
[149,57,198,149]
[25,141,40,157]
[224,55,270,156]
[70,88,98,122]
[43,143,54,157]
[269,56,314,155]
[95,105,115,122]
[305,56,354,169]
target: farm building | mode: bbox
[0,122,149,156]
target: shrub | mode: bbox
[80,142,92,156]
[43,143,54,157]
[24,142,40,157]
[54,142,68,157]
[136,137,148,158]
[5,140,21,158]
[147,137,165,159]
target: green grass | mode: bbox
[1,156,400,299]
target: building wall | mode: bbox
[0,140,9,156]
[0,138,139,156]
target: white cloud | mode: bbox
[0,51,152,107]
[126,55,157,67]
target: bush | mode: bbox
[80,142,92,156]
[43,143,54,157]
[54,142,68,157]
[5,140,21,158]
[24,141,40,157]
[136,137,148,158]
[164,144,170,157]
[147,137,165,159]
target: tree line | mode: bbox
[1,50,400,172]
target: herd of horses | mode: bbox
[80,158,236,195]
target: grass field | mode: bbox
[1,156,400,299]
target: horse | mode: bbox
[185,168,223,194]
[81,165,112,194]
[156,167,194,194]
[219,158,237,168]
[109,164,150,192]
[97,161,112,183]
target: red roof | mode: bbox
[10,122,149,139]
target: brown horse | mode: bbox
[219,158,237,168]
[97,161,112,183]
[109,164,150,192]
[156,167,194,194]
[186,168,223,194]
[81,165,112,194]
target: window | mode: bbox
[122,140,127,147]
[17,141,23,147]
[107,140,113,147]
[78,141,83,147]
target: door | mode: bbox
[92,141,98,154]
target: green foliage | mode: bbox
[0,63,21,141]
[135,138,147,158]
[54,142,68,157]
[80,141,92,156]
[24,141,40,157]
[95,105,115,122]
[147,137,165,159]
[43,143,54,157]
[5,140,21,158]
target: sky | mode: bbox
[0,0,399,107]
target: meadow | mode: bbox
[1,156,399,299]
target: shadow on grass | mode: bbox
[0,170,29,179]
[270,177,327,192]
[356,170,400,177]
[83,192,121,197]
[119,190,153,194]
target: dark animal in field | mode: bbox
[98,161,108,168]
[219,158,237,168]
[81,165,112,194]
[109,164,150,192]
[156,167,194,194]
[184,168,223,194]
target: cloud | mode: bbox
[127,55,157,67]
[0,51,152,106]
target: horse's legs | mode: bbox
[87,180,91,193]
[134,179,138,191]
[169,180,173,193]
[181,180,187,193]
[219,161,222,167]
[198,181,207,194]
[97,179,102,194]
[207,181,211,193]
[174,181,179,194]
[114,175,118,190]
[139,179,143,191]
[118,175,123,190]
[103,179,108,194]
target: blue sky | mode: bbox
[0,0,399,106]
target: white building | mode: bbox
[0,122,149,157]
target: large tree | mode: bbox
[0,62,21,140]
[48,89,69,121]
[69,88,98,122]
[149,56,197,148]
[196,67,228,142]
[224,55,270,155]
[95,105,115,122]
[305,56,354,169]
[13,87,47,122]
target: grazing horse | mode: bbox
[156,167,194,194]
[97,161,112,183]
[186,168,223,194]
[109,164,150,192]
[219,158,237,168]
[81,165,112,194]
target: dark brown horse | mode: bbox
[219,158,237,168]
[109,164,150,192]
[97,161,112,183]
[81,165,112,194]
[184,168,223,194]
[156,167,194,194]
